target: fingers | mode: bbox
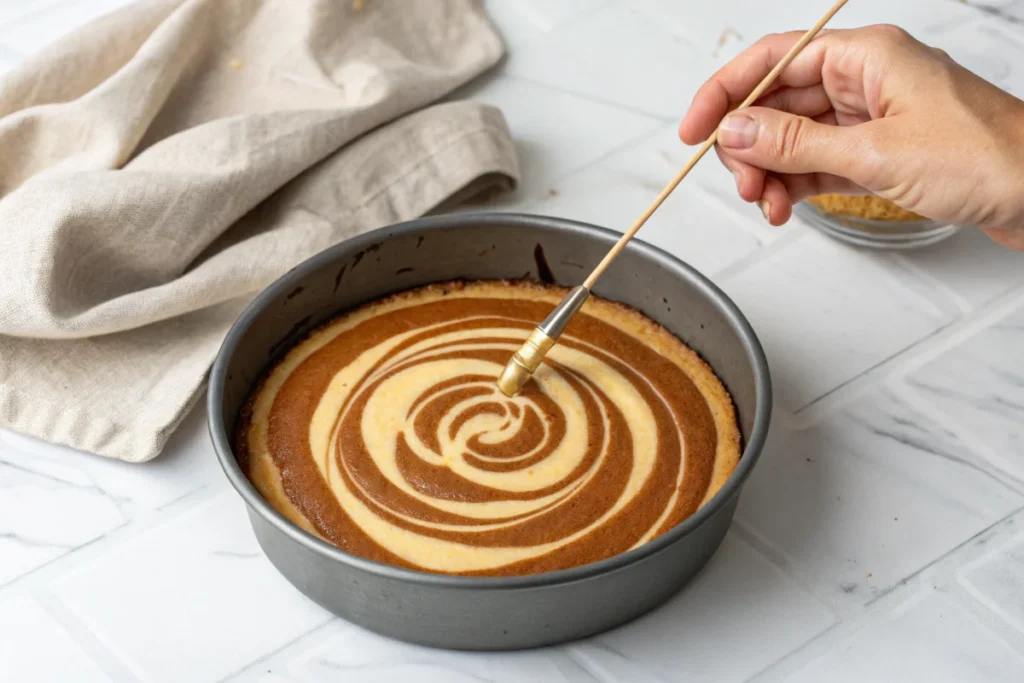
[716,106,872,180]
[774,171,861,203]
[756,85,833,119]
[758,175,793,226]
[715,145,765,203]
[679,31,834,144]
[715,145,861,222]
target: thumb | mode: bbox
[717,107,867,179]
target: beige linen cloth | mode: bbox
[0,0,519,462]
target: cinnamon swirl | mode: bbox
[238,280,740,576]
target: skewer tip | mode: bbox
[496,328,556,397]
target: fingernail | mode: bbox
[758,199,772,222]
[719,114,757,149]
[732,170,742,189]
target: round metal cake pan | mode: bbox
[208,213,772,650]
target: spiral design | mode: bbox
[240,281,740,576]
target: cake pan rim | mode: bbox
[207,211,772,590]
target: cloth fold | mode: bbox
[0,0,519,462]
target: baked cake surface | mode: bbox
[238,280,741,576]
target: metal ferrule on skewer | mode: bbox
[496,286,591,397]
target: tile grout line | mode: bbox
[780,283,1024,430]
[502,72,678,123]
[746,504,1024,682]
[519,117,672,205]
[0,482,221,598]
[886,382,1024,491]
[886,283,1024,381]
[712,227,805,281]
[34,588,146,683]
[887,251,974,317]
[730,519,856,620]
[0,485,228,682]
[863,504,1024,609]
[217,618,341,683]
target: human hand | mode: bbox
[679,25,1024,250]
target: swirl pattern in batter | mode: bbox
[238,280,741,576]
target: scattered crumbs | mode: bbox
[662,297,668,304]
[806,457,813,463]
[867,572,873,579]
[713,27,742,58]
[229,58,243,70]
[353,0,365,9]
[548,188,559,197]
[840,582,857,594]
[894,517,899,521]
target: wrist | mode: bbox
[990,98,1024,231]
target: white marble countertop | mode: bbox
[3,1,1024,681]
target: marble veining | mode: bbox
[2,1,1024,681]
[736,388,1023,611]
[906,305,1024,482]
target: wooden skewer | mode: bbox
[497,0,850,397]
[585,0,848,288]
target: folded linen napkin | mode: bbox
[0,0,519,462]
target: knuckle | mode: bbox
[774,116,809,162]
[871,23,913,44]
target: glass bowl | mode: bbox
[794,201,959,249]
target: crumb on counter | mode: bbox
[229,59,242,70]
